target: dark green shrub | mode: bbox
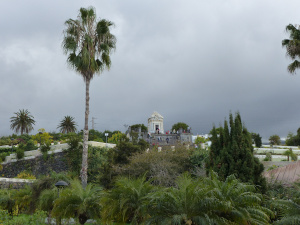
[0,152,8,161]
[65,134,82,176]
[16,148,25,159]
[18,142,26,150]
[40,143,50,154]
[0,137,10,146]
[263,152,272,161]
[190,148,209,169]
[25,140,36,151]
[0,147,13,153]
[117,146,192,186]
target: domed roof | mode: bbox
[149,111,163,120]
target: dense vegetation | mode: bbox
[0,124,300,224]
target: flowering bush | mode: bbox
[16,171,36,179]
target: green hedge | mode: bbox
[0,147,13,153]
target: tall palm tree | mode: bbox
[57,115,77,134]
[62,6,116,188]
[10,109,35,135]
[282,24,300,74]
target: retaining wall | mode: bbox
[0,177,35,189]
[1,151,69,178]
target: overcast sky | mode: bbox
[1,0,300,141]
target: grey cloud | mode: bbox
[1,0,300,142]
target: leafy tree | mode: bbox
[118,146,192,186]
[88,146,113,185]
[108,132,128,144]
[286,132,296,146]
[52,179,102,225]
[18,134,32,143]
[10,109,35,135]
[130,124,147,132]
[113,141,142,164]
[62,6,116,187]
[285,128,300,146]
[194,136,206,148]
[57,116,77,134]
[207,112,266,192]
[251,132,262,147]
[32,129,53,145]
[269,135,281,146]
[282,24,300,74]
[171,122,189,132]
[87,129,103,142]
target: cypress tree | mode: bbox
[207,112,266,192]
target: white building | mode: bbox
[147,111,164,134]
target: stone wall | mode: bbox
[1,152,69,178]
[0,178,34,189]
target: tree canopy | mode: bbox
[269,134,281,146]
[171,122,189,132]
[285,128,300,146]
[130,124,147,133]
[251,132,262,147]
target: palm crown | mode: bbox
[57,116,77,134]
[282,24,300,74]
[10,109,35,135]
[63,7,116,81]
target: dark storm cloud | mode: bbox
[1,0,300,142]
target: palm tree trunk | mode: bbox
[81,79,90,188]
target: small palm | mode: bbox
[52,179,102,225]
[101,176,154,224]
